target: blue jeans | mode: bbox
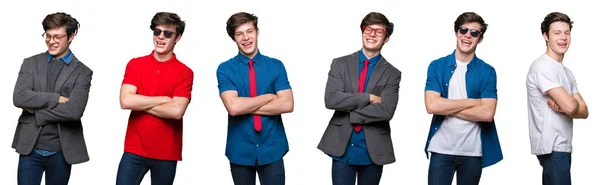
[230,158,285,185]
[116,152,178,185]
[537,152,571,185]
[428,152,482,185]
[331,159,383,185]
[18,151,71,185]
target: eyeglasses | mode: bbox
[42,33,68,42]
[153,28,177,38]
[362,26,387,37]
[458,27,482,37]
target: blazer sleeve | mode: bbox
[324,59,370,111]
[13,58,60,109]
[349,69,401,124]
[35,68,93,125]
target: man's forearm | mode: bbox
[146,102,179,119]
[252,97,293,115]
[120,94,170,111]
[225,94,275,116]
[426,96,478,115]
[453,106,494,122]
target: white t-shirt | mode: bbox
[428,60,482,157]
[527,54,578,155]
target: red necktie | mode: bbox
[355,59,369,132]
[249,60,262,132]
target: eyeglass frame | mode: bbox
[42,32,69,42]
[362,26,387,37]
[458,26,482,37]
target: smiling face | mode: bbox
[44,26,73,59]
[153,24,181,55]
[361,24,389,53]
[234,22,259,58]
[544,21,571,57]
[455,22,483,56]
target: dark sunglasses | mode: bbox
[153,28,177,38]
[458,27,481,37]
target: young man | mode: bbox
[317,12,401,185]
[117,12,193,185]
[216,12,294,185]
[423,12,502,185]
[12,12,93,185]
[527,12,588,185]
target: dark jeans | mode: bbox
[537,152,571,185]
[428,152,482,185]
[18,151,71,185]
[331,159,384,185]
[230,158,285,185]
[116,152,178,185]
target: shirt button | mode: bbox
[351,144,355,147]
[256,144,259,147]
[157,70,160,73]
[452,71,454,73]
[435,128,438,130]
[445,84,448,86]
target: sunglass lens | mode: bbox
[164,31,173,38]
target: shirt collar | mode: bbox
[47,49,73,65]
[447,50,477,69]
[359,49,381,65]
[236,49,263,65]
[149,51,178,63]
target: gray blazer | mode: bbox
[12,52,93,164]
[317,51,401,165]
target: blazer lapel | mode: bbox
[36,54,49,91]
[348,52,360,93]
[54,56,80,92]
[366,56,389,93]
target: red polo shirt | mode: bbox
[121,52,193,161]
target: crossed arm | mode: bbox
[13,61,93,124]
[219,89,294,116]
[120,84,190,120]
[424,91,497,122]
[546,87,588,119]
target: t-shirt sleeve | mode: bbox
[173,68,193,100]
[216,63,237,94]
[424,60,441,93]
[534,63,562,94]
[274,60,292,92]
[122,59,138,87]
[481,67,498,99]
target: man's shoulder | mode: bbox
[23,52,48,63]
[475,57,496,71]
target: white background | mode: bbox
[1,0,597,184]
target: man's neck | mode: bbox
[362,48,381,59]
[154,51,173,62]
[455,50,474,63]
[546,49,564,63]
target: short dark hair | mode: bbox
[454,12,488,38]
[42,12,80,36]
[360,12,394,38]
[150,12,186,35]
[541,12,573,35]
[226,12,258,40]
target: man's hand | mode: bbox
[370,94,382,104]
[548,98,560,112]
[58,96,69,104]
